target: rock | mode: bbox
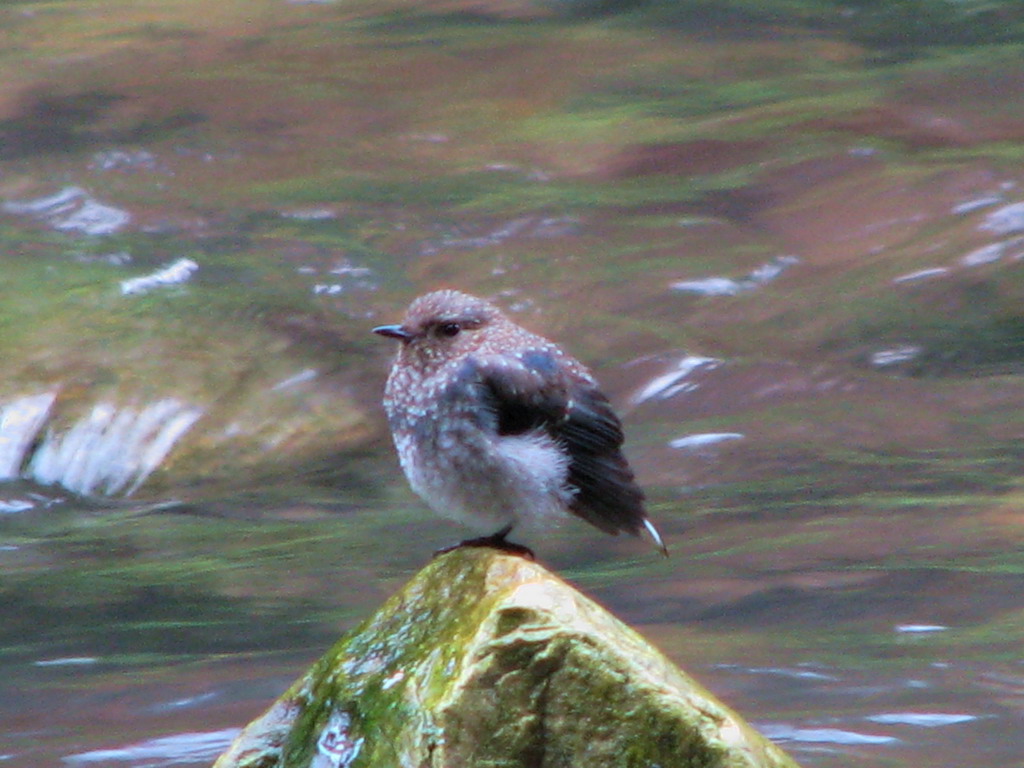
[214,549,800,768]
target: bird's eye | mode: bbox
[438,322,461,338]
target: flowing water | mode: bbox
[2,1,1024,765]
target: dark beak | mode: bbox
[373,324,412,341]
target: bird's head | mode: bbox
[373,290,503,372]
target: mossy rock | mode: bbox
[216,548,798,765]
[214,548,799,768]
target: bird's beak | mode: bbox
[373,324,412,342]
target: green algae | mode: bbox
[279,552,506,767]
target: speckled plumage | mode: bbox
[373,289,667,555]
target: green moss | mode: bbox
[217,550,799,767]
[279,551,500,767]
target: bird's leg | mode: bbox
[434,523,535,560]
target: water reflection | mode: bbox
[64,729,240,767]
[0,477,1021,768]
[2,0,1024,766]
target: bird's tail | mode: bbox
[642,518,669,557]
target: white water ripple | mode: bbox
[867,713,977,727]
[0,392,57,479]
[2,186,130,235]
[758,724,898,746]
[63,728,239,766]
[27,399,203,496]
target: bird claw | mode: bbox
[434,526,535,560]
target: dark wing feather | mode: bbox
[471,350,647,538]
[556,385,647,536]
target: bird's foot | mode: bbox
[434,525,535,560]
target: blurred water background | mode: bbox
[2,1,1024,765]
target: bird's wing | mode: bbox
[469,350,648,538]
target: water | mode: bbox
[2,1,1024,766]
[23,399,203,496]
[3,478,1022,767]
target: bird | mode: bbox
[373,289,667,558]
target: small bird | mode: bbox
[373,289,667,557]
